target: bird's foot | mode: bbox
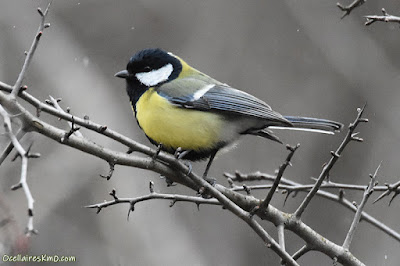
[174,148,192,175]
[174,147,190,159]
[184,161,193,175]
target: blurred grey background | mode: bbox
[0,0,400,265]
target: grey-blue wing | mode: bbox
[157,79,291,127]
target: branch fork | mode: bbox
[365,8,400,26]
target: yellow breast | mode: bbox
[135,88,224,151]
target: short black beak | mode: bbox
[114,70,129,79]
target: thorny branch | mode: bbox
[343,163,381,250]
[225,171,400,242]
[225,170,400,197]
[365,8,400,26]
[294,105,367,218]
[0,105,37,235]
[258,144,299,212]
[85,185,220,215]
[373,180,400,205]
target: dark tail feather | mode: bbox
[270,116,343,134]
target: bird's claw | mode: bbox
[184,161,192,175]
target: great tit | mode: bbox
[115,48,342,179]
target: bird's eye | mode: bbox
[143,66,151,72]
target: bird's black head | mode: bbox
[116,48,182,87]
[115,48,182,106]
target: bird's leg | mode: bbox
[202,151,217,185]
[197,151,218,198]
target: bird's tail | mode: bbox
[270,116,343,135]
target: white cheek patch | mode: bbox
[135,63,173,87]
[192,84,215,100]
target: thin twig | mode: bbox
[294,105,367,218]
[373,180,400,205]
[85,189,220,214]
[291,245,311,261]
[11,2,53,97]
[225,172,394,193]
[342,163,381,250]
[60,116,81,143]
[259,144,299,211]
[365,8,400,26]
[277,224,285,251]
[337,0,366,19]
[48,96,83,137]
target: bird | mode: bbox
[115,48,342,180]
